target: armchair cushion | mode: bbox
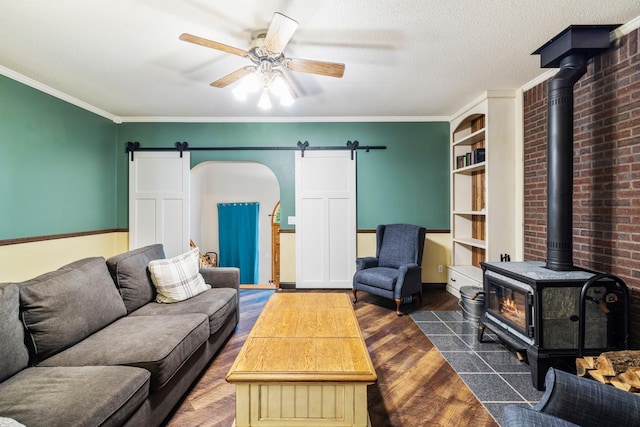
[377,224,424,269]
[534,367,640,427]
[503,368,640,427]
[355,267,399,291]
[503,406,580,427]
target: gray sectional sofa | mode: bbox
[0,244,239,427]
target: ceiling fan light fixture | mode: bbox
[232,70,262,101]
[258,89,272,110]
[180,12,344,110]
[270,76,294,106]
[269,75,284,96]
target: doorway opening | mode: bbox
[190,161,280,287]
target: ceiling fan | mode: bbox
[179,12,345,106]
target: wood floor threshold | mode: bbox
[238,284,276,289]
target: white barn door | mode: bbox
[129,152,190,258]
[295,150,356,288]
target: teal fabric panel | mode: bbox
[217,202,259,284]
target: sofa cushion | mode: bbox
[0,284,29,382]
[17,257,127,363]
[0,366,149,427]
[148,248,210,303]
[38,314,209,391]
[130,287,237,334]
[106,244,165,313]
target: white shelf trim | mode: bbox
[453,127,485,146]
[453,237,486,249]
[453,161,485,174]
[453,210,486,216]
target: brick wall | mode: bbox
[523,27,640,346]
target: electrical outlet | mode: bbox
[438,264,443,273]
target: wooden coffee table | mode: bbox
[227,293,377,427]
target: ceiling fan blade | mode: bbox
[179,33,249,57]
[284,58,345,78]
[210,67,256,88]
[264,12,299,54]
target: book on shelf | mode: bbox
[455,148,486,170]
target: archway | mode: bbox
[190,161,280,285]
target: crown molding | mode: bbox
[0,66,122,123]
[614,14,640,37]
[118,115,450,123]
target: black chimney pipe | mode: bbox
[533,25,619,271]
[545,54,587,271]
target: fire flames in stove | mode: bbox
[489,282,528,331]
[500,297,524,325]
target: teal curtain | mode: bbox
[217,202,259,284]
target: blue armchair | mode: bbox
[352,224,426,316]
[503,368,640,427]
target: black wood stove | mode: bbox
[478,25,630,390]
[479,261,628,389]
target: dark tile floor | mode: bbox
[409,309,545,426]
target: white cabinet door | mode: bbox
[295,150,356,289]
[129,152,190,258]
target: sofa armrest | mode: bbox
[356,257,378,271]
[199,267,240,290]
[534,368,640,427]
[503,405,580,427]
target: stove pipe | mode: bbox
[533,25,620,271]
[545,54,586,271]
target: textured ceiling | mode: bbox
[1,0,638,121]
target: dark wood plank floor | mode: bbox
[165,288,499,427]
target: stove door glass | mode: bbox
[488,281,528,331]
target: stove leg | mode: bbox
[526,348,550,391]
[477,322,486,343]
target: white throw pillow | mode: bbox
[148,248,211,303]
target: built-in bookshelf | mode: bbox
[448,91,516,297]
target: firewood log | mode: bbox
[583,356,596,369]
[596,350,640,376]
[610,376,638,392]
[588,369,611,384]
[576,358,590,377]
[619,369,640,388]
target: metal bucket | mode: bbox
[459,286,485,323]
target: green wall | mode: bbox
[0,75,118,240]
[1,74,450,240]
[116,121,450,230]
